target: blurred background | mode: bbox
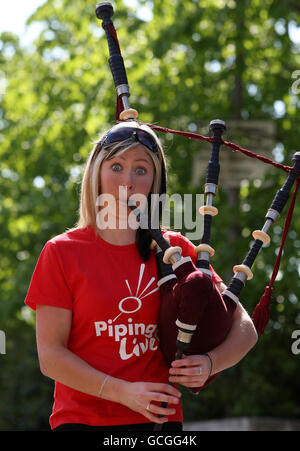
[1,0,300,431]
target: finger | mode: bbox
[169,374,206,384]
[146,382,181,398]
[146,392,181,406]
[169,366,205,376]
[168,374,207,387]
[177,381,205,388]
[171,356,201,367]
[144,402,169,424]
[144,411,169,424]
[146,402,177,417]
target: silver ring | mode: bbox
[146,402,151,411]
[199,366,203,375]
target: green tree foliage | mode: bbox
[1,0,300,429]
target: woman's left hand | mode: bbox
[169,354,212,388]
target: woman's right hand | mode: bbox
[109,379,182,424]
[35,305,180,425]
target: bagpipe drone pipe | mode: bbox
[95,2,300,389]
[128,133,300,393]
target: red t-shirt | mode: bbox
[25,226,222,429]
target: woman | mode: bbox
[25,121,257,431]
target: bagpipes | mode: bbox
[95,2,300,389]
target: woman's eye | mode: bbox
[136,167,147,175]
[112,163,122,172]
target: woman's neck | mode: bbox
[96,227,137,246]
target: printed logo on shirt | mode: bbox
[94,263,160,360]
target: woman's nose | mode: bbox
[120,170,135,190]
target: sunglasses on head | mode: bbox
[101,126,158,154]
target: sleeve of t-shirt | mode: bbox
[24,241,73,311]
[163,230,223,285]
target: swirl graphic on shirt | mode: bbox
[94,263,160,360]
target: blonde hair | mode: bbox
[76,122,167,231]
